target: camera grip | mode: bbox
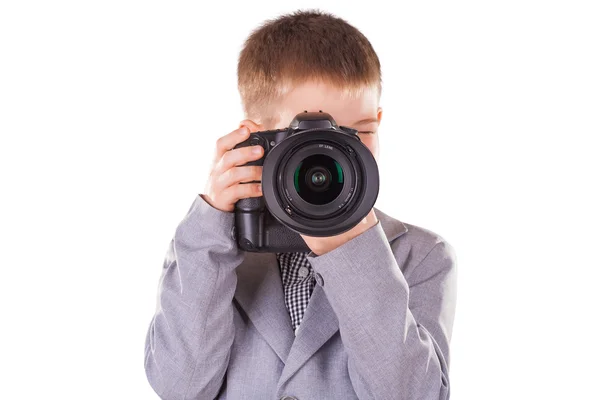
[234,197,266,250]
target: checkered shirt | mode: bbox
[276,252,316,335]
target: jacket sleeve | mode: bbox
[306,221,457,400]
[144,194,244,400]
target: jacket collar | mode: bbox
[374,206,409,242]
[233,207,407,388]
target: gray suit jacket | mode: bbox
[144,194,457,400]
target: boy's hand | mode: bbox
[201,122,265,213]
[300,209,379,256]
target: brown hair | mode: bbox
[237,9,382,125]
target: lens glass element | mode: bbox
[293,154,344,205]
[311,171,326,185]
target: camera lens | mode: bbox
[306,166,330,192]
[293,154,344,205]
[311,171,327,186]
[261,128,379,238]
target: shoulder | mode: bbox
[374,207,457,280]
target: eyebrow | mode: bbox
[351,117,378,125]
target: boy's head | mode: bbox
[237,9,383,160]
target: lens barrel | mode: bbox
[261,129,379,237]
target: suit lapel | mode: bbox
[233,207,408,384]
[277,282,338,387]
[233,251,295,363]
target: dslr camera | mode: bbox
[233,111,379,252]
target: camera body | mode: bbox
[233,111,379,252]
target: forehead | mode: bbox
[276,80,379,125]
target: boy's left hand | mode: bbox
[300,209,378,256]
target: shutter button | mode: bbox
[280,397,298,400]
[249,136,262,146]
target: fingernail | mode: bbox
[252,146,262,154]
[239,126,248,135]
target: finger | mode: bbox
[214,126,251,162]
[215,166,263,191]
[239,119,264,134]
[222,182,263,204]
[214,145,264,174]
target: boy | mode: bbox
[144,9,457,400]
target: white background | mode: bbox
[1,1,598,399]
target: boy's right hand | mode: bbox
[201,124,264,213]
